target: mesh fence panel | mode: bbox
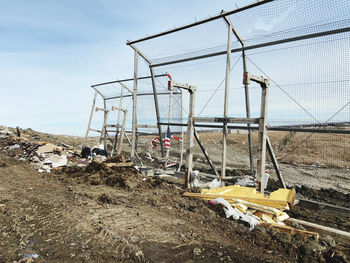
[126,0,350,188]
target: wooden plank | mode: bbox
[105,162,133,168]
[183,192,288,210]
[256,85,268,194]
[285,218,350,245]
[261,222,319,239]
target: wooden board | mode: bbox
[286,218,350,245]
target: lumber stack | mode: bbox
[184,185,318,239]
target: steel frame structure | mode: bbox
[84,74,182,160]
[126,0,350,192]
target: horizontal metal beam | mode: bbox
[136,124,158,128]
[105,91,181,101]
[88,128,101,133]
[194,117,260,124]
[158,122,350,134]
[151,27,350,68]
[91,73,169,87]
[127,0,274,45]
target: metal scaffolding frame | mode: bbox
[84,73,182,160]
[126,0,350,192]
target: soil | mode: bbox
[0,127,349,262]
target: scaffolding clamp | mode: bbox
[243,72,270,87]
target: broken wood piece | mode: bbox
[276,212,289,222]
[285,218,350,245]
[261,222,319,239]
[261,213,276,224]
[233,203,248,214]
[269,188,296,209]
[105,162,133,168]
[231,198,284,216]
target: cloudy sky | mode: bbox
[1,0,348,135]
[0,0,257,135]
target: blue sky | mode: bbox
[0,0,256,135]
[1,0,349,136]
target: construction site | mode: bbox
[1,0,350,262]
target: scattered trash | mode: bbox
[92,148,108,157]
[208,178,221,189]
[210,197,260,230]
[81,146,91,158]
[145,152,154,162]
[236,176,255,187]
[8,144,20,150]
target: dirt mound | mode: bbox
[57,159,175,192]
[58,161,143,190]
[296,185,350,209]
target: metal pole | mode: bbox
[221,21,233,182]
[166,88,173,158]
[131,49,138,158]
[112,86,124,155]
[185,89,195,188]
[178,89,184,172]
[256,85,269,194]
[84,91,97,146]
[224,16,255,176]
[117,110,128,155]
[194,129,219,176]
[242,50,255,175]
[266,135,286,189]
[150,67,165,157]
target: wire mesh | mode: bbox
[126,0,350,188]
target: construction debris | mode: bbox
[184,185,305,237]
[184,185,296,210]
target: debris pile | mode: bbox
[58,155,145,190]
[0,127,78,173]
[184,185,319,239]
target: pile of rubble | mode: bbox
[0,127,79,173]
[184,185,319,239]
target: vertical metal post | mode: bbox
[117,110,128,155]
[221,22,233,181]
[185,89,195,188]
[178,89,184,172]
[150,67,165,157]
[242,50,255,175]
[100,107,109,147]
[256,85,269,194]
[112,86,124,155]
[84,91,97,146]
[131,50,138,158]
[226,16,255,177]
[166,88,173,158]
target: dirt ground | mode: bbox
[136,131,350,193]
[0,127,349,262]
